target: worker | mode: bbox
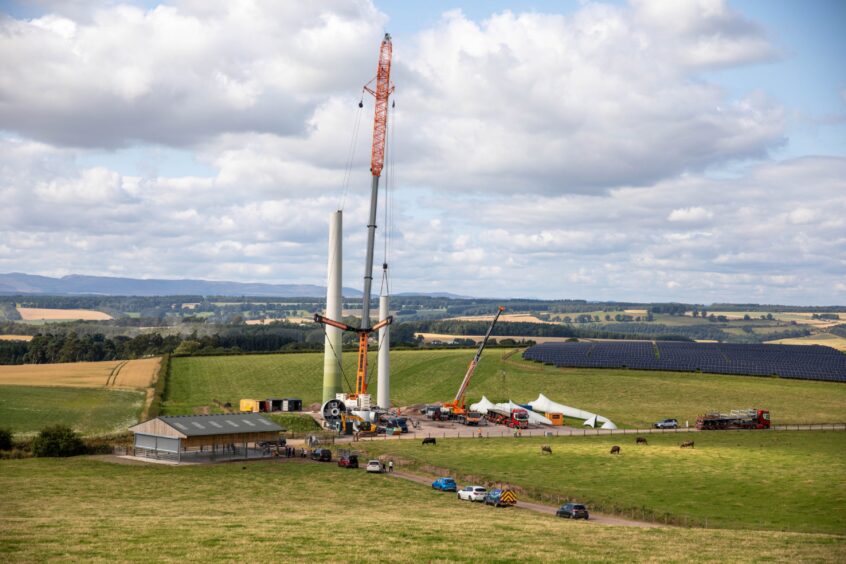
[388,460,394,473]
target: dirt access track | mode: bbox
[390,470,661,528]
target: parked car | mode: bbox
[366,460,384,473]
[310,448,332,462]
[337,454,358,468]
[556,503,589,519]
[654,418,679,429]
[484,488,517,507]
[457,485,487,502]
[431,477,457,492]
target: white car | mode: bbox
[457,485,487,502]
[366,460,383,473]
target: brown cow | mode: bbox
[610,445,621,454]
[680,441,695,448]
[636,437,648,445]
[541,445,552,455]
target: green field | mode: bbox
[166,350,846,426]
[0,457,842,562]
[0,385,145,436]
[361,431,846,534]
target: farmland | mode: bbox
[0,335,33,341]
[165,350,846,425]
[0,458,842,562]
[362,431,846,534]
[0,385,144,435]
[15,307,113,321]
[0,358,160,389]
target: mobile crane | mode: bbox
[434,306,506,422]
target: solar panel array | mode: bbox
[522,341,846,382]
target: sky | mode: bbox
[0,0,844,304]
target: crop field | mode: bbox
[0,458,842,562]
[768,333,846,351]
[166,350,846,426]
[416,333,573,344]
[0,335,33,341]
[0,358,159,389]
[0,385,144,435]
[15,307,113,321]
[362,431,846,535]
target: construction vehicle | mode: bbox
[456,411,484,426]
[316,33,395,427]
[486,407,529,429]
[696,409,770,430]
[434,306,506,420]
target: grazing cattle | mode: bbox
[541,445,553,455]
[636,437,648,445]
[680,441,695,448]
[610,445,621,455]
[422,437,437,446]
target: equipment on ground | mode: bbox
[696,409,770,430]
[432,306,505,420]
[456,411,484,426]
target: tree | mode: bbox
[0,428,12,451]
[32,425,86,457]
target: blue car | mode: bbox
[431,477,457,492]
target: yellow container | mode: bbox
[239,399,260,413]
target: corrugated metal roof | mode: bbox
[156,413,284,437]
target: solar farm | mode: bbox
[523,341,846,382]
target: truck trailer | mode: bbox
[696,408,770,430]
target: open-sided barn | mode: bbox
[129,413,284,463]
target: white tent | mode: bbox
[527,393,617,430]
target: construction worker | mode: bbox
[388,460,394,473]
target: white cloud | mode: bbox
[668,206,714,223]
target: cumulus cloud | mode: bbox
[0,1,842,304]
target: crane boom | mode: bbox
[449,306,506,411]
[364,34,394,177]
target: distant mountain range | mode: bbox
[0,273,364,298]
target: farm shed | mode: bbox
[128,413,284,463]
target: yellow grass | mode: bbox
[417,333,574,344]
[767,333,846,351]
[624,309,648,315]
[245,317,312,325]
[0,358,159,389]
[16,307,112,321]
[446,313,559,324]
[0,335,33,341]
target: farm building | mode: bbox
[129,413,284,463]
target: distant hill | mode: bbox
[0,273,363,298]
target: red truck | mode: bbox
[696,409,770,430]
[486,407,529,429]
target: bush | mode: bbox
[0,428,12,450]
[32,425,86,457]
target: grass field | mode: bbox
[0,458,842,562]
[0,385,144,435]
[165,350,846,426]
[768,333,846,351]
[361,431,846,535]
[15,307,113,321]
[0,358,160,389]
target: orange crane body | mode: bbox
[442,306,506,416]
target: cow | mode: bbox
[636,437,648,445]
[610,445,621,455]
[422,437,437,446]
[541,445,553,455]
[680,441,695,448]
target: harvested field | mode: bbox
[767,333,846,351]
[416,333,572,344]
[446,313,558,324]
[0,335,33,341]
[16,307,112,321]
[0,358,159,389]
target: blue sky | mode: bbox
[0,1,843,303]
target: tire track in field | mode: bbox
[106,361,128,387]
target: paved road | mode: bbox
[390,470,662,528]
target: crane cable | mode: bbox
[379,99,396,298]
[339,92,366,212]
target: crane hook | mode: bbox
[358,100,364,108]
